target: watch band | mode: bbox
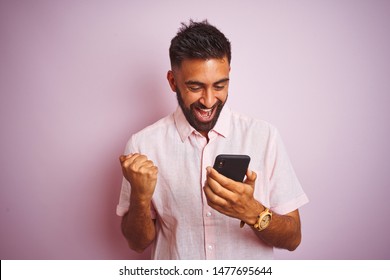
[239,207,273,231]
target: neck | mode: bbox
[200,130,210,142]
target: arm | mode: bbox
[204,167,302,251]
[119,154,158,253]
[254,209,301,251]
[121,197,156,253]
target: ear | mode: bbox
[167,70,177,92]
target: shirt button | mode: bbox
[206,212,212,217]
[207,245,213,250]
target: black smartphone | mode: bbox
[213,154,251,182]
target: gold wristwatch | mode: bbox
[253,208,272,232]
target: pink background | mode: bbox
[1,0,389,260]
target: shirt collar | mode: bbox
[174,103,231,142]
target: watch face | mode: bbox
[260,214,271,229]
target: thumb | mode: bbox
[244,169,257,187]
[119,154,132,164]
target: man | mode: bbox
[117,20,308,259]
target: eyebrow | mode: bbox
[185,78,230,86]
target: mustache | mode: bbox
[191,99,223,110]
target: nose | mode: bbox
[200,88,217,108]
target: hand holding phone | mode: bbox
[206,154,257,224]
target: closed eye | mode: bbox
[214,85,225,91]
[188,86,203,92]
[185,81,204,92]
[213,79,229,91]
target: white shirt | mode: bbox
[117,105,308,259]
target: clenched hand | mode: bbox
[119,153,158,202]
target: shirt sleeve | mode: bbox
[265,127,309,215]
[116,135,157,218]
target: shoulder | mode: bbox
[124,113,175,153]
[229,109,278,136]
[133,113,175,138]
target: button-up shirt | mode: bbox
[117,105,308,259]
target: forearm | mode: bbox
[253,209,301,251]
[121,197,156,253]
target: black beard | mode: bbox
[176,89,226,134]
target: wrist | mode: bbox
[240,201,264,227]
[130,193,152,209]
[240,201,272,232]
[247,201,265,226]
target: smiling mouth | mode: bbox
[193,105,217,123]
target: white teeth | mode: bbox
[200,108,212,117]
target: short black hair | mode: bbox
[169,19,231,68]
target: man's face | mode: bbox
[167,57,230,136]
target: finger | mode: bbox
[120,152,142,163]
[119,154,133,164]
[140,161,158,172]
[141,160,156,169]
[137,159,158,175]
[120,153,148,171]
[244,169,257,188]
[203,184,228,207]
[129,154,151,169]
[206,167,233,187]
[206,174,234,200]
[207,166,245,194]
[139,165,159,178]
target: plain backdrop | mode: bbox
[1,0,389,260]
